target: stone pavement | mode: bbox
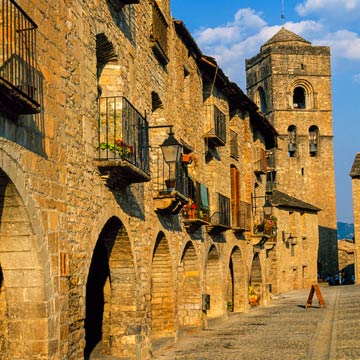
[152,285,360,360]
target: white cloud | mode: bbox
[296,0,359,15]
[195,8,266,47]
[316,30,360,59]
[296,0,360,21]
[192,6,360,87]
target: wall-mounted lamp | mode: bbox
[160,129,182,164]
[282,231,297,244]
[149,125,183,164]
[252,194,273,217]
[263,199,273,217]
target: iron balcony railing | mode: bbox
[0,0,41,108]
[153,147,189,198]
[232,201,251,230]
[97,96,150,175]
[210,193,231,228]
[150,0,168,64]
[230,129,239,159]
[204,104,226,146]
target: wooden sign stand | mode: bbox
[305,284,325,309]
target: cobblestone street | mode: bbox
[153,285,360,360]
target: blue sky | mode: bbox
[171,0,360,223]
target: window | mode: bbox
[257,87,267,113]
[287,125,297,157]
[309,125,319,156]
[293,87,306,109]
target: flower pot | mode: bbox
[182,154,192,164]
[165,179,176,190]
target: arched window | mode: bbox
[258,87,267,113]
[288,125,297,157]
[293,87,306,109]
[309,125,319,156]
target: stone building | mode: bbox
[350,153,360,283]
[246,27,338,279]
[337,239,355,284]
[0,1,285,359]
[266,190,320,293]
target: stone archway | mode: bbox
[151,232,175,342]
[226,246,246,313]
[178,241,201,328]
[250,253,263,303]
[84,216,137,359]
[205,245,224,318]
[0,170,49,359]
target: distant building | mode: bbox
[246,27,338,279]
[350,153,360,283]
[337,239,355,284]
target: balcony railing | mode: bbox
[204,104,226,147]
[150,0,168,64]
[182,181,210,229]
[153,148,188,195]
[96,96,150,187]
[0,0,41,116]
[232,201,251,231]
[208,193,230,232]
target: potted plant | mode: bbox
[98,139,134,159]
[182,200,197,219]
[248,286,258,305]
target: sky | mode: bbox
[171,0,360,224]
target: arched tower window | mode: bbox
[257,87,267,113]
[288,125,297,157]
[309,125,319,156]
[293,87,306,109]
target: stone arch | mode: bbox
[249,253,263,303]
[226,246,246,313]
[290,79,314,109]
[151,232,175,341]
[309,125,319,156]
[0,169,49,359]
[178,241,201,328]
[255,86,267,113]
[84,216,138,359]
[205,245,224,318]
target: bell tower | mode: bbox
[246,27,338,279]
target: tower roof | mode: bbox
[261,27,311,51]
[350,153,360,178]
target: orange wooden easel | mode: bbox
[305,284,325,309]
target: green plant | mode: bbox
[98,139,134,158]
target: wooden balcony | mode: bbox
[150,0,168,64]
[204,104,226,147]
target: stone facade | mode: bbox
[266,191,320,294]
[350,153,360,283]
[337,240,355,284]
[246,28,338,279]
[0,1,285,359]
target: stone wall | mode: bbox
[0,1,279,359]
[246,32,338,279]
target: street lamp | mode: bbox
[263,199,273,217]
[160,128,182,164]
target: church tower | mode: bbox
[246,27,338,278]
